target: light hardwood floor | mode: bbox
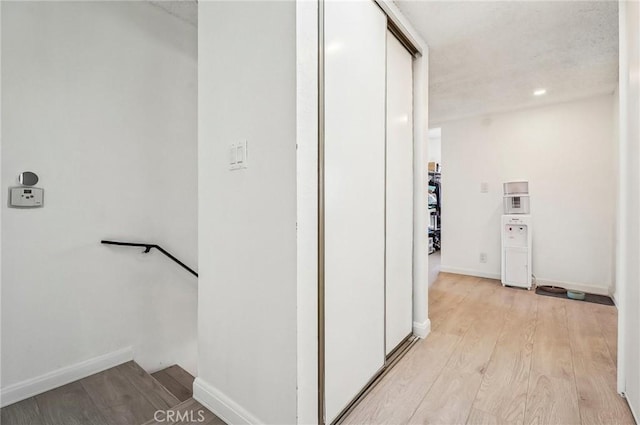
[343,273,635,425]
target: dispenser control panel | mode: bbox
[9,187,44,208]
[504,224,528,247]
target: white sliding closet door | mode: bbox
[324,0,387,422]
[385,32,414,355]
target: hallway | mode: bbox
[343,273,634,425]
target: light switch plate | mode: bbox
[229,140,248,171]
[480,182,489,193]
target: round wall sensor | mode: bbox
[18,171,39,186]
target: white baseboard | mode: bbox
[439,266,500,280]
[1,346,133,408]
[610,288,619,307]
[621,392,640,425]
[439,266,611,297]
[193,377,263,425]
[534,277,610,296]
[628,395,639,425]
[413,319,431,339]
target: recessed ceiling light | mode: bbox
[533,89,547,96]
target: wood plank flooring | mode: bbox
[344,273,635,425]
[152,365,195,402]
[0,362,222,425]
[142,398,225,425]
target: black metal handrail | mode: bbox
[101,240,198,278]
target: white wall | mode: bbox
[617,0,640,417]
[428,128,442,164]
[1,0,198,393]
[196,1,297,424]
[411,34,431,339]
[296,1,319,422]
[440,95,615,294]
[612,86,619,302]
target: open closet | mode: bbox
[428,169,441,253]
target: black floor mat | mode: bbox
[535,287,615,306]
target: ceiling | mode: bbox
[395,1,619,124]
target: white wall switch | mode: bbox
[229,140,248,170]
[480,182,489,193]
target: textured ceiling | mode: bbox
[148,0,197,27]
[395,1,619,124]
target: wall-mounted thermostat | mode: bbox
[9,171,44,208]
[10,187,44,208]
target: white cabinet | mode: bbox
[505,247,529,287]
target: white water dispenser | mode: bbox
[501,182,532,289]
